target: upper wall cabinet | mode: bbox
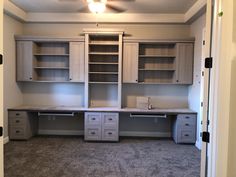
[123,39,194,85]
[15,36,85,82]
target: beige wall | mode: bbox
[189,13,206,149]
[3,14,24,139]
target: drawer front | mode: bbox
[177,114,196,126]
[9,117,26,126]
[102,113,119,127]
[85,127,101,140]
[85,112,101,126]
[178,130,195,143]
[102,128,118,141]
[9,111,27,118]
[9,127,26,139]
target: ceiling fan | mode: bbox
[58,0,135,13]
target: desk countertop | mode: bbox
[8,105,197,114]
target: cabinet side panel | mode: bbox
[123,43,138,83]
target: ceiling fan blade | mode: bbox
[106,4,126,13]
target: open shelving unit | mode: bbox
[84,29,123,108]
[138,43,177,84]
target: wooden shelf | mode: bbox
[89,52,119,55]
[139,68,175,71]
[89,72,118,74]
[34,54,69,56]
[34,67,69,70]
[89,62,118,65]
[89,82,118,84]
[89,42,119,46]
[139,55,175,58]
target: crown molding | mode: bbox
[4,0,207,24]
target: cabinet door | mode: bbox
[175,43,194,84]
[16,41,33,81]
[69,42,85,82]
[123,43,139,83]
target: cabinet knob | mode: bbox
[29,77,32,80]
[108,132,113,135]
[136,79,138,82]
[69,78,72,81]
[16,120,20,123]
[176,80,179,82]
[184,134,189,137]
[108,118,113,121]
[185,123,189,126]
[91,132,95,135]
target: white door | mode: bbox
[0,0,4,176]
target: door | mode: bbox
[0,0,4,176]
[69,42,85,82]
[122,42,139,83]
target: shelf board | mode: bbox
[34,67,69,70]
[139,55,175,58]
[89,62,118,65]
[89,72,118,74]
[138,82,175,85]
[34,54,69,56]
[89,82,118,84]
[138,68,175,71]
[89,52,119,55]
[89,42,119,46]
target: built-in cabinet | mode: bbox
[123,40,194,84]
[15,37,85,82]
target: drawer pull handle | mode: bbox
[184,134,189,137]
[185,116,190,119]
[92,118,96,121]
[16,113,20,116]
[16,130,20,133]
[91,132,96,135]
[108,118,113,121]
[108,132,113,135]
[185,123,189,126]
[16,120,20,123]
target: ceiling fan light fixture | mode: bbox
[88,1,106,13]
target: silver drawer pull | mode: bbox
[16,130,20,133]
[91,132,96,135]
[185,123,189,126]
[16,113,20,116]
[184,134,189,137]
[185,116,190,119]
[108,118,113,121]
[108,132,113,135]
[92,118,96,121]
[16,120,20,123]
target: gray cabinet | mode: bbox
[16,41,33,81]
[8,111,38,140]
[172,114,196,144]
[123,42,139,83]
[175,43,194,84]
[84,112,119,141]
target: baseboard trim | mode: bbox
[38,130,171,138]
[38,130,84,136]
[4,136,9,144]
[119,131,171,137]
[195,140,202,150]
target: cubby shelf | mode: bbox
[34,54,69,56]
[89,62,118,65]
[138,69,175,71]
[139,55,176,58]
[89,52,119,55]
[89,72,118,74]
[34,67,69,70]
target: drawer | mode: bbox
[9,127,26,139]
[178,130,195,143]
[177,114,196,126]
[102,113,119,127]
[85,127,101,140]
[9,117,26,126]
[9,111,27,118]
[85,112,101,126]
[102,128,118,141]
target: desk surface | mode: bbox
[8,105,197,114]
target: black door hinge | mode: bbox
[205,57,213,68]
[0,127,3,137]
[0,54,3,65]
[202,131,210,143]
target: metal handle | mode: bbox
[16,113,20,116]
[16,120,20,123]
[38,112,75,117]
[92,117,96,121]
[91,132,96,135]
[185,116,190,119]
[108,118,113,121]
[108,132,113,135]
[184,134,189,137]
[185,123,189,126]
[16,130,20,133]
[130,113,167,118]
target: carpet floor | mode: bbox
[4,136,200,177]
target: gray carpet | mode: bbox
[4,136,200,177]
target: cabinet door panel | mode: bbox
[16,41,33,81]
[123,43,138,83]
[175,43,194,84]
[69,42,85,82]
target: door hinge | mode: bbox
[0,127,3,137]
[203,40,205,45]
[202,131,210,143]
[205,57,213,68]
[0,54,3,65]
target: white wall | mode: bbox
[189,13,206,149]
[3,14,23,139]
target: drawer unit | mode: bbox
[84,112,119,141]
[8,111,38,140]
[172,114,197,144]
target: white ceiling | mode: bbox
[10,0,197,14]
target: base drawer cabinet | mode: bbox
[84,112,119,141]
[8,111,38,140]
[172,114,196,144]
